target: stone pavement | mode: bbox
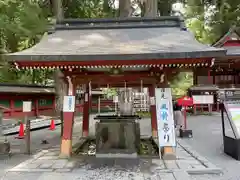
[1,114,223,180]
[7,143,210,173]
[182,115,240,180]
[2,145,219,180]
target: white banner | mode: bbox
[155,88,176,147]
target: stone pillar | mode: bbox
[82,84,90,137]
[148,85,157,138]
[60,76,75,158]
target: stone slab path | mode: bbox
[2,114,223,180]
[7,139,220,174]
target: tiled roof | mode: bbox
[0,84,55,94]
[8,17,226,62]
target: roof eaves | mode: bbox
[212,27,235,47]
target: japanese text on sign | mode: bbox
[63,96,75,112]
[155,88,176,147]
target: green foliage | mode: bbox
[184,0,240,44]
[0,0,52,85]
[0,0,48,53]
[102,88,117,99]
[63,0,118,18]
[170,72,193,97]
[0,0,119,85]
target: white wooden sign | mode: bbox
[193,95,214,104]
[23,101,32,112]
[113,96,119,103]
[63,96,75,112]
[150,97,155,106]
[84,93,88,102]
[155,88,176,147]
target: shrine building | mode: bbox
[189,27,240,111]
[7,17,226,157]
[0,83,112,119]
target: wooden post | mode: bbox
[213,68,216,84]
[193,104,197,115]
[98,95,101,114]
[148,85,157,138]
[25,115,31,155]
[82,84,90,137]
[35,99,39,117]
[10,99,14,117]
[193,70,198,85]
[60,76,75,158]
[183,106,187,129]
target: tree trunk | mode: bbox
[54,70,67,136]
[52,0,65,136]
[52,0,64,21]
[119,0,132,17]
[143,0,158,17]
[158,0,172,16]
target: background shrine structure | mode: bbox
[8,17,226,157]
[189,27,240,112]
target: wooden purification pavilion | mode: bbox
[190,27,240,111]
[8,17,226,157]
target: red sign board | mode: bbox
[177,96,193,107]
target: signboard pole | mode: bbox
[177,96,193,138]
[113,96,118,114]
[183,106,187,130]
[98,96,101,114]
[221,101,240,160]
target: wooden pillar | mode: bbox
[193,69,198,85]
[82,84,90,137]
[213,69,216,84]
[35,99,39,117]
[148,84,157,138]
[52,96,56,113]
[208,69,211,84]
[89,82,92,115]
[10,99,14,117]
[60,76,75,158]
